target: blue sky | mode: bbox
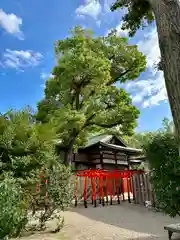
[0,0,172,132]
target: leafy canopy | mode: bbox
[0,108,57,185]
[139,119,180,217]
[111,0,154,37]
[37,26,146,149]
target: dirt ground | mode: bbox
[20,202,180,240]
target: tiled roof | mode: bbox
[100,142,143,154]
[84,134,112,147]
[80,133,127,148]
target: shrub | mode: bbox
[143,131,180,217]
[28,162,74,232]
[0,109,57,186]
[0,109,59,235]
[0,109,74,234]
[0,177,28,239]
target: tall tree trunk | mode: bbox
[150,0,180,146]
[64,138,75,166]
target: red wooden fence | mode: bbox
[74,169,144,208]
[34,169,155,211]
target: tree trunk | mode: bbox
[150,0,180,145]
[64,138,76,166]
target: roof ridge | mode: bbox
[88,133,109,139]
[100,142,143,153]
[100,135,112,143]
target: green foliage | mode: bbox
[160,118,174,133]
[111,0,154,37]
[143,124,180,217]
[131,162,146,170]
[48,163,74,210]
[0,177,28,239]
[124,132,155,148]
[30,162,74,232]
[0,109,57,185]
[37,26,146,156]
[36,99,60,123]
[0,108,74,235]
[124,118,174,149]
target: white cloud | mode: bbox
[125,71,167,108]
[103,0,113,12]
[40,72,53,80]
[2,49,43,70]
[0,9,24,40]
[75,0,102,20]
[105,21,129,37]
[115,22,129,37]
[123,27,168,108]
[138,28,160,72]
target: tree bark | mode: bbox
[150,0,180,145]
[64,138,76,166]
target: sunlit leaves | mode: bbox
[111,0,154,37]
[143,130,180,217]
[0,109,57,183]
[37,26,146,149]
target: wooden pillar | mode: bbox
[72,152,76,170]
[99,145,103,169]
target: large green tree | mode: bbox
[111,0,180,147]
[37,26,146,164]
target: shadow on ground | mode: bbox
[67,201,180,239]
[17,203,180,240]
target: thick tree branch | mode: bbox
[93,119,123,128]
[71,76,91,109]
[83,113,96,127]
[106,69,131,86]
[85,68,131,100]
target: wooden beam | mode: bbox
[127,154,130,169]
[100,151,103,166]
[115,151,117,168]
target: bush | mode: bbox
[0,109,57,186]
[0,177,28,239]
[0,109,60,236]
[0,109,74,234]
[143,131,180,217]
[28,162,74,232]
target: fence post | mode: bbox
[84,176,87,208]
[140,174,145,206]
[144,173,149,203]
[127,178,131,203]
[132,175,136,202]
[105,176,109,204]
[116,176,120,204]
[74,175,78,207]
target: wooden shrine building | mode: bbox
[57,134,145,170]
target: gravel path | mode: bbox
[20,202,180,240]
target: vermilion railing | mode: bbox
[33,169,145,211]
[74,169,144,208]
